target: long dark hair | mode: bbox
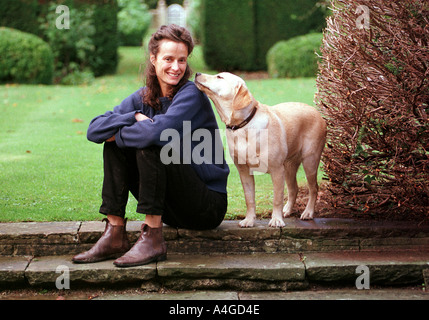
[141,24,194,110]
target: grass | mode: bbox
[0,46,320,222]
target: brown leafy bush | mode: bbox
[316,0,428,219]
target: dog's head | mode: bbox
[195,72,255,127]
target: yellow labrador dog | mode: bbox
[195,72,326,228]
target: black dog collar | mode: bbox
[227,107,258,131]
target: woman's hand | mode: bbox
[135,112,152,122]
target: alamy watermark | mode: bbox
[159,121,269,175]
[356,5,370,30]
[355,265,370,290]
[55,265,70,290]
[55,5,70,30]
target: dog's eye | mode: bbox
[217,75,224,79]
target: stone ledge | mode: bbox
[1,250,428,291]
[1,219,429,256]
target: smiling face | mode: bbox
[151,40,189,97]
[195,72,254,126]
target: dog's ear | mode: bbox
[233,84,253,110]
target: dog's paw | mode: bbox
[239,218,255,228]
[300,211,314,220]
[283,211,292,218]
[268,217,285,228]
[282,203,293,217]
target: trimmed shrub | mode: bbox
[0,27,53,84]
[267,33,323,78]
[316,0,429,219]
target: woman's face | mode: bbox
[150,40,189,97]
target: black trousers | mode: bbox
[99,142,227,230]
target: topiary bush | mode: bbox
[0,27,53,84]
[267,33,323,78]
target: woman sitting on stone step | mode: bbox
[72,24,229,268]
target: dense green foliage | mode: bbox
[0,27,53,84]
[201,0,326,71]
[0,0,41,36]
[89,0,119,77]
[267,33,323,78]
[1,0,119,84]
[201,0,255,71]
[118,0,152,46]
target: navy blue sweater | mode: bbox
[87,81,229,194]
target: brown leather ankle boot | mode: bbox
[72,218,131,264]
[113,223,167,268]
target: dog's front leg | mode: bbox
[269,167,286,228]
[236,164,257,228]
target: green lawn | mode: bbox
[0,46,320,222]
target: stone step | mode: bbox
[2,250,428,291]
[1,219,429,256]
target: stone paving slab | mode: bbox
[96,291,240,300]
[158,253,305,281]
[92,289,429,300]
[240,288,429,300]
[0,221,80,243]
[0,256,31,285]
[304,249,429,285]
[25,255,156,286]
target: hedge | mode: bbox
[0,0,40,36]
[0,27,53,84]
[267,33,323,78]
[201,0,256,71]
[201,0,326,71]
[254,1,326,69]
